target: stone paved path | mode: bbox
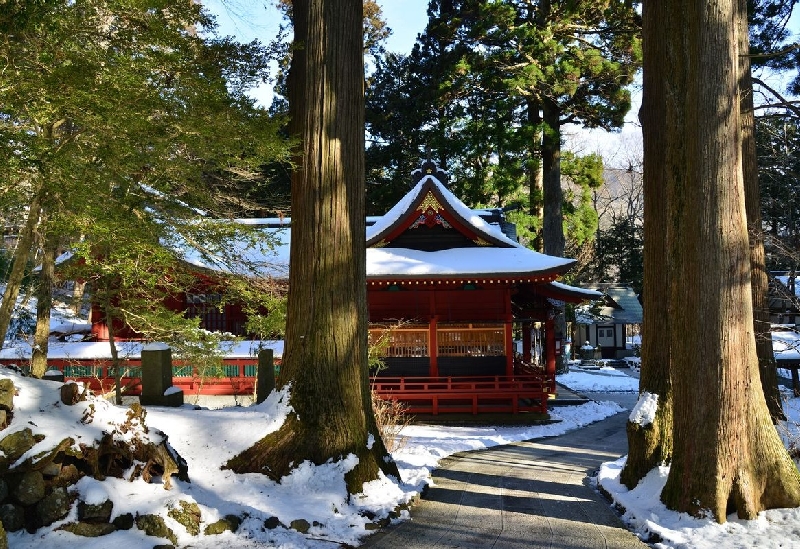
[361,403,650,549]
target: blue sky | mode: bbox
[204,0,429,106]
[205,0,428,55]
[203,1,798,163]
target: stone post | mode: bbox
[256,349,275,404]
[140,343,183,407]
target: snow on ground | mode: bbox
[595,386,800,549]
[1,369,622,549]
[3,292,800,549]
[4,362,800,549]
[559,361,640,392]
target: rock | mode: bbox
[167,500,201,536]
[60,383,82,406]
[264,515,284,530]
[12,471,45,506]
[78,499,113,523]
[0,519,7,549]
[0,429,37,466]
[204,514,241,535]
[0,479,8,503]
[290,518,310,534]
[0,504,24,532]
[60,521,116,537]
[112,513,134,530]
[136,514,177,545]
[41,462,61,478]
[36,487,71,527]
[0,411,7,430]
[52,464,80,489]
[0,380,15,412]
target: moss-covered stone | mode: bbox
[0,429,36,466]
[112,513,134,530]
[0,380,15,412]
[36,487,71,527]
[203,514,241,535]
[290,518,310,534]
[167,500,200,536]
[60,521,116,537]
[0,504,24,532]
[78,499,113,523]
[12,471,45,506]
[136,514,177,545]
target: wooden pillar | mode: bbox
[545,316,556,384]
[522,321,532,365]
[429,290,438,377]
[429,315,438,377]
[505,288,514,377]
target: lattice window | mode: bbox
[369,326,429,357]
[437,323,505,356]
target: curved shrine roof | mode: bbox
[177,160,578,283]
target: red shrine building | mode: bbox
[76,159,598,413]
[362,160,597,385]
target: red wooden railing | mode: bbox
[370,374,554,415]
[1,359,554,415]
[0,358,264,397]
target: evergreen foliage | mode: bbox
[366,0,641,254]
[757,114,800,270]
[0,0,290,370]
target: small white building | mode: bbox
[575,284,642,360]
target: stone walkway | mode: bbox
[361,396,649,549]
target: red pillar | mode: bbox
[545,316,556,386]
[505,288,514,377]
[429,315,438,377]
[429,290,438,377]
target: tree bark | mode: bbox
[30,230,59,378]
[738,0,784,422]
[620,0,674,489]
[542,96,565,258]
[0,191,42,346]
[226,0,399,492]
[527,98,544,252]
[660,0,800,521]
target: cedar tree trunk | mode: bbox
[527,97,544,252]
[621,0,674,488]
[0,191,42,346]
[738,0,784,422]
[660,0,800,521]
[30,230,59,378]
[542,96,565,258]
[226,0,399,492]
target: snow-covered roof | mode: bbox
[176,163,578,281]
[366,172,520,249]
[548,281,604,300]
[178,226,574,280]
[773,327,800,362]
[367,247,573,279]
[575,284,643,325]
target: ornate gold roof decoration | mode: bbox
[474,237,492,247]
[372,239,389,248]
[417,191,444,214]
